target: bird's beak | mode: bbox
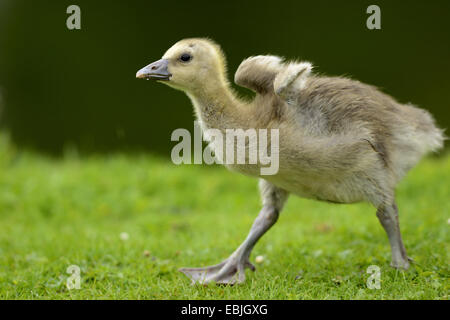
[136,59,172,81]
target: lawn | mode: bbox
[0,134,448,300]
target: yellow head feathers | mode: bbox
[157,38,229,93]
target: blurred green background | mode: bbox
[0,0,449,155]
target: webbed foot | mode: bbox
[179,257,255,285]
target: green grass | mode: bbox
[0,134,448,300]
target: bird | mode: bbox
[136,38,445,285]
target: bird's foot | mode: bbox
[390,256,412,270]
[179,256,255,285]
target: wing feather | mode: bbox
[234,55,312,100]
[234,55,284,94]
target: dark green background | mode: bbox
[0,0,449,155]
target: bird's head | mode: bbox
[136,38,228,93]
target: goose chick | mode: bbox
[136,38,445,285]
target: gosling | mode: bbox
[136,38,444,285]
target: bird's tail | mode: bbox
[390,104,445,182]
[413,106,446,154]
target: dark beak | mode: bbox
[136,59,171,80]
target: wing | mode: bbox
[234,55,313,99]
[273,61,312,100]
[234,55,285,94]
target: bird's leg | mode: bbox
[376,202,411,269]
[179,181,288,285]
[179,205,278,285]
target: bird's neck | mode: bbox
[186,81,247,131]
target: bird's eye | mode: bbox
[180,53,192,62]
